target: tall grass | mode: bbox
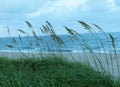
[77,21,120,80]
[78,21,112,77]
[2,20,120,86]
[0,56,119,87]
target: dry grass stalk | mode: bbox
[12,38,17,44]
[32,30,39,40]
[18,34,22,41]
[64,26,78,35]
[25,21,33,28]
[93,24,104,32]
[109,34,115,49]
[6,45,14,48]
[78,21,92,32]
[18,29,27,34]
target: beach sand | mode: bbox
[0,51,120,78]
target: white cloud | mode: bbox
[107,0,116,10]
[27,7,53,18]
[53,0,86,10]
[107,0,120,11]
[27,0,86,18]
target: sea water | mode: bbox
[0,32,120,53]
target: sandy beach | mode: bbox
[0,51,120,78]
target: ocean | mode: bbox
[0,32,120,53]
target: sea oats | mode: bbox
[13,38,17,44]
[109,34,120,77]
[30,40,33,46]
[6,45,14,48]
[18,34,22,41]
[40,28,44,33]
[78,21,92,31]
[45,24,51,32]
[109,34,115,49]
[32,30,38,40]
[64,26,77,35]
[42,25,49,34]
[25,21,33,28]
[46,20,53,29]
[93,24,104,32]
[7,26,10,35]
[18,29,27,34]
[50,34,64,45]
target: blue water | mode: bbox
[0,32,120,53]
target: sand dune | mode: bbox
[0,51,120,78]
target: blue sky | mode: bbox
[0,0,120,37]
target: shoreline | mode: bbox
[0,51,120,78]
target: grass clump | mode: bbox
[0,56,118,87]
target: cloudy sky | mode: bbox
[0,0,120,37]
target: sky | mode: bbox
[0,0,120,37]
